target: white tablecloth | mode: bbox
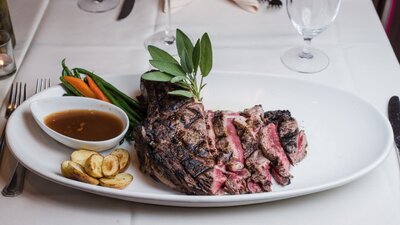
[1,0,400,224]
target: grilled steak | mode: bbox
[133,80,308,195]
[265,110,308,164]
[133,80,221,195]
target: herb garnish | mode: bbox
[142,29,213,101]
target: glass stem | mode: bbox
[164,0,175,45]
[299,37,313,59]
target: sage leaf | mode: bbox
[148,45,179,64]
[150,60,186,76]
[142,71,173,82]
[179,48,193,74]
[171,76,186,83]
[176,29,194,60]
[168,90,194,98]
[192,40,201,75]
[200,33,212,77]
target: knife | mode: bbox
[117,0,135,20]
[388,96,400,150]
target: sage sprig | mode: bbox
[142,29,213,101]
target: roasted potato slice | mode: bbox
[62,161,99,185]
[70,149,99,167]
[102,155,119,177]
[110,148,130,172]
[99,173,133,189]
[61,160,74,178]
[84,154,104,178]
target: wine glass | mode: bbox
[281,0,341,73]
[78,0,120,13]
[144,0,176,55]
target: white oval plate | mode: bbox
[6,72,393,207]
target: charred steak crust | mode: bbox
[133,80,308,195]
[133,80,216,195]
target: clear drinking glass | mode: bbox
[281,0,341,73]
[78,0,120,13]
[144,0,176,55]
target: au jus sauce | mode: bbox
[44,109,124,141]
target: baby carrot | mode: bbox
[63,76,96,98]
[87,76,110,103]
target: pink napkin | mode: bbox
[231,0,260,13]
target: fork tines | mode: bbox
[258,0,283,8]
[36,79,51,94]
[7,82,26,117]
[268,0,282,8]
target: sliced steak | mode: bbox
[224,168,251,194]
[213,111,245,171]
[233,105,272,192]
[265,110,308,164]
[241,105,264,135]
[259,122,292,186]
[233,105,265,159]
[288,130,308,164]
[134,80,308,195]
[245,150,272,192]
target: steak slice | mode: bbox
[233,105,272,192]
[245,150,272,192]
[224,168,251,194]
[133,80,221,195]
[259,123,292,186]
[290,130,308,164]
[213,111,245,171]
[234,105,265,159]
[265,110,308,164]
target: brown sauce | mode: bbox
[44,109,124,141]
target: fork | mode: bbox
[2,79,50,197]
[268,0,282,8]
[0,82,26,164]
[259,0,283,8]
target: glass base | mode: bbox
[281,47,329,73]
[78,0,120,13]
[144,30,177,56]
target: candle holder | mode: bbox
[0,30,16,77]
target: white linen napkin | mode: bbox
[231,0,260,13]
[164,0,260,14]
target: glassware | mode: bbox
[144,0,176,55]
[281,0,341,73]
[78,0,120,13]
[0,0,15,47]
[0,30,16,77]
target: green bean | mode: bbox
[73,68,141,107]
[72,68,81,79]
[61,59,73,76]
[93,77,139,126]
[109,88,143,120]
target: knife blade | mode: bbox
[117,0,135,20]
[388,96,400,149]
